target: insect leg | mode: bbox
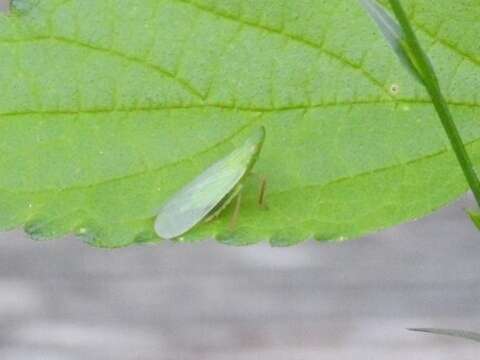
[229,191,243,231]
[204,184,243,223]
[258,176,268,209]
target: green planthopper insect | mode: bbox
[154,126,266,240]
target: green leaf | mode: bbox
[468,210,480,230]
[1,0,480,247]
[409,328,480,343]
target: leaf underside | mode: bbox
[1,0,480,247]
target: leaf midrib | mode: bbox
[1,97,479,119]
[3,107,476,197]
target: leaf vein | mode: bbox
[412,19,480,69]
[0,116,263,194]
[1,98,479,118]
[174,0,392,97]
[0,35,206,101]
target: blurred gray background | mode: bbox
[2,197,480,360]
[1,1,479,359]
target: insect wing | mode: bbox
[154,128,265,239]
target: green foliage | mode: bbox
[409,328,480,343]
[363,0,480,222]
[0,0,479,247]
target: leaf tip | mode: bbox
[467,209,480,231]
[407,327,480,342]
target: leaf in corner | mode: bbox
[1,0,480,247]
[409,328,480,343]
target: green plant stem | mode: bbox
[388,0,480,207]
